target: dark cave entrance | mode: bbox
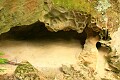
[0,21,89,67]
[0,21,87,47]
[0,21,103,68]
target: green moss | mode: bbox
[0,0,43,34]
[52,0,97,14]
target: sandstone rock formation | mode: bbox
[0,0,120,80]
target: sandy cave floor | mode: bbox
[0,38,109,79]
[0,38,82,74]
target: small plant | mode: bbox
[0,52,8,72]
[0,58,8,64]
[0,52,8,64]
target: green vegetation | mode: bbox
[0,52,8,64]
[0,52,8,72]
[0,58,8,64]
[52,0,97,15]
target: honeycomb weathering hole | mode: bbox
[96,42,101,49]
[0,21,87,68]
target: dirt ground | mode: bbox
[0,38,82,74]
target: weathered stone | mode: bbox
[0,0,119,80]
[0,0,119,35]
[14,61,46,80]
[0,0,43,34]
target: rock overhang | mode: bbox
[0,0,102,35]
[0,0,118,42]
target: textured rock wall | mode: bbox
[0,0,119,35]
[0,0,43,34]
[0,0,119,80]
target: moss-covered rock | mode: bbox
[0,0,119,35]
[0,0,43,34]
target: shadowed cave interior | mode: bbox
[0,21,90,68]
[0,21,88,47]
[0,21,105,69]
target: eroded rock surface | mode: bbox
[0,0,120,80]
[1,61,47,80]
[0,0,102,35]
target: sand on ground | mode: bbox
[0,38,82,74]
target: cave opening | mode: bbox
[0,21,87,67]
[0,21,87,47]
